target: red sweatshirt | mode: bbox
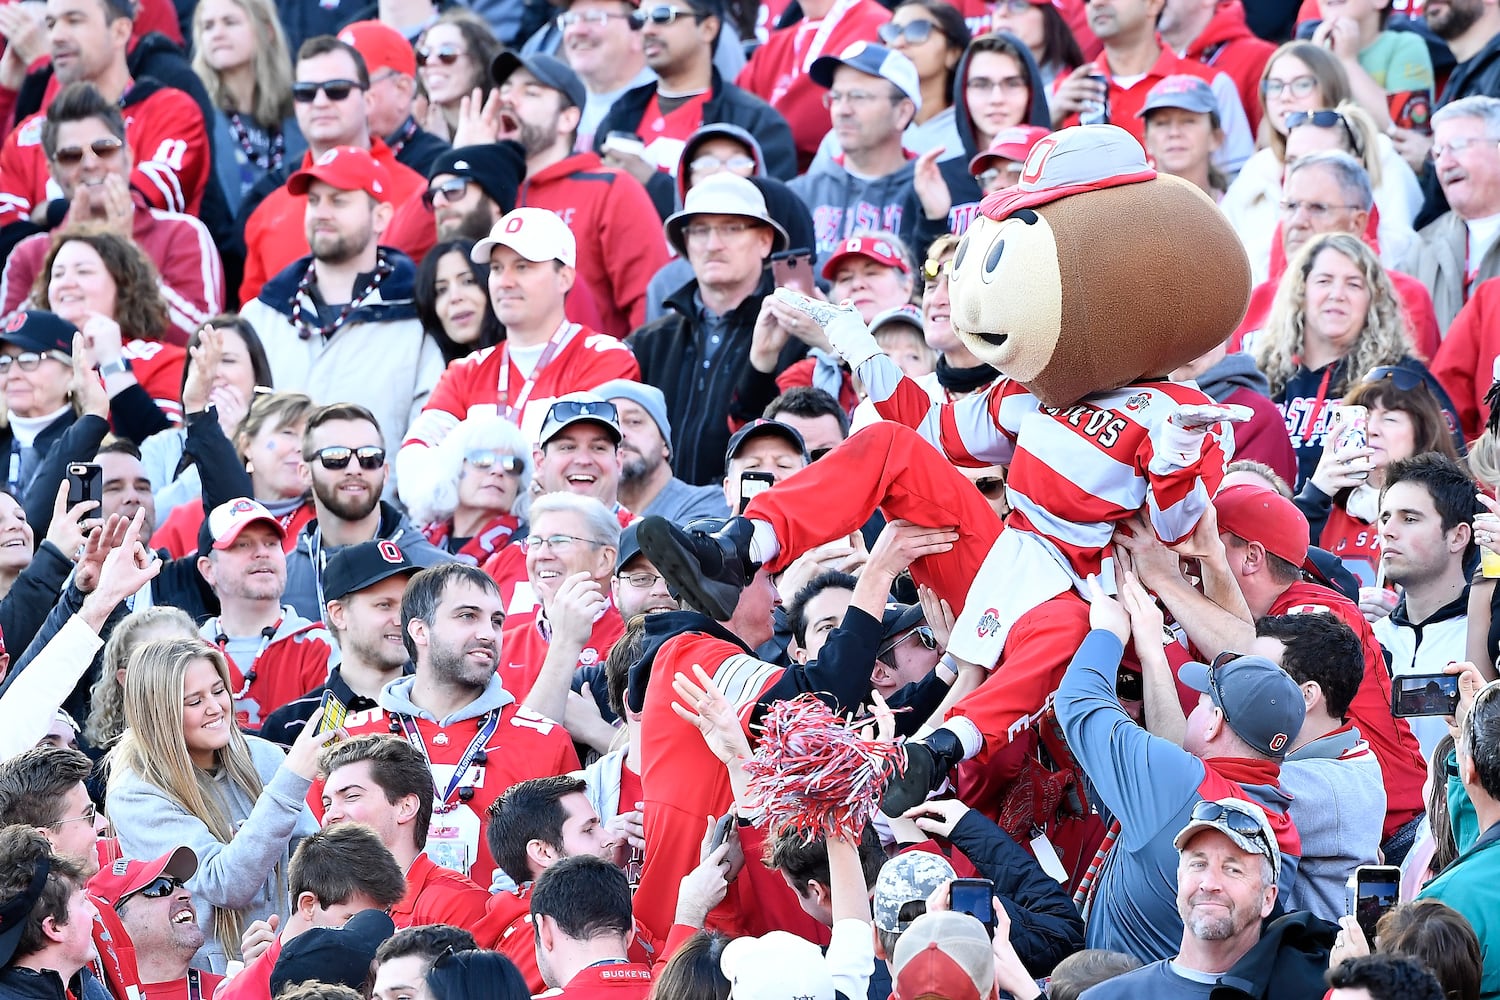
[1431,275,1500,440]
[1181,2,1276,135]
[517,153,668,338]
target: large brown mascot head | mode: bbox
[948,124,1250,409]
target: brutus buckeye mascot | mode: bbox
[635,125,1252,881]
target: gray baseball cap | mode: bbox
[873,851,956,933]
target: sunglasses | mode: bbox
[307,445,386,470]
[974,476,1006,499]
[416,45,463,67]
[1186,799,1275,858]
[545,399,618,425]
[1284,109,1364,160]
[1362,365,1425,392]
[877,625,937,661]
[877,19,936,45]
[53,136,124,167]
[0,351,67,373]
[292,79,365,103]
[465,450,525,473]
[422,177,472,209]
[126,876,183,904]
[628,4,703,29]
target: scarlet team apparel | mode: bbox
[88,848,221,1000]
[391,852,490,930]
[547,962,653,998]
[0,80,210,231]
[498,605,625,702]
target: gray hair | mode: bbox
[406,415,533,525]
[1432,94,1500,137]
[1286,151,1374,212]
[529,492,620,551]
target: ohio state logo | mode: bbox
[1125,393,1150,411]
[1268,733,1288,752]
[377,540,404,564]
[4,312,26,333]
[975,609,1002,638]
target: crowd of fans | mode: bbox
[0,0,1498,997]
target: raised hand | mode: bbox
[772,288,880,368]
[43,479,98,560]
[671,663,752,763]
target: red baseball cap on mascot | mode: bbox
[977,124,1156,219]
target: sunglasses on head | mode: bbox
[1362,365,1425,392]
[1187,799,1274,857]
[628,4,703,28]
[465,450,525,473]
[1284,108,1364,160]
[292,79,365,103]
[877,19,936,45]
[53,136,124,167]
[416,45,463,67]
[422,177,472,208]
[307,445,386,470]
[546,399,618,425]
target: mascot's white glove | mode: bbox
[772,288,883,370]
[1152,403,1253,472]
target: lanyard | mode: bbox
[292,256,394,341]
[215,618,283,700]
[394,711,500,807]
[496,321,576,423]
[187,969,202,1000]
[1298,363,1337,445]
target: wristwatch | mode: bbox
[97,358,132,378]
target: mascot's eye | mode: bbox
[953,234,970,272]
[981,237,1005,284]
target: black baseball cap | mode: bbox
[490,52,587,112]
[616,522,643,573]
[0,855,50,966]
[270,909,395,997]
[323,540,419,603]
[0,309,76,356]
[878,603,925,646]
[724,419,808,465]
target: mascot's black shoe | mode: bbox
[636,516,758,622]
[881,727,965,817]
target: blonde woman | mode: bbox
[106,638,329,972]
[1255,232,1458,490]
[192,0,307,214]
[82,606,198,751]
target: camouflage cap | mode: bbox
[873,851,957,933]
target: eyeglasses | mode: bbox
[545,399,618,426]
[1277,198,1361,221]
[1362,365,1425,392]
[1285,109,1364,160]
[618,571,665,588]
[50,803,96,828]
[292,79,365,103]
[558,8,632,28]
[1261,75,1318,100]
[306,445,386,470]
[1204,649,1242,727]
[822,88,904,109]
[423,177,473,208]
[525,533,604,552]
[809,446,833,462]
[629,4,704,28]
[1432,135,1497,160]
[1186,799,1275,860]
[966,75,1029,96]
[682,220,760,242]
[52,136,124,167]
[0,351,67,373]
[877,19,936,45]
[416,45,464,67]
[464,450,525,473]
[877,625,937,661]
[689,153,756,176]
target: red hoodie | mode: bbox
[1181,2,1276,135]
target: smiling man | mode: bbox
[91,847,225,1000]
[341,564,581,886]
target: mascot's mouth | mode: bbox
[974,333,1009,347]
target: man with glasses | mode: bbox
[484,52,667,338]
[593,0,795,204]
[242,144,443,468]
[0,82,222,344]
[0,746,140,1000]
[336,21,449,177]
[239,36,427,303]
[629,173,797,486]
[418,144,525,243]
[285,403,449,622]
[1056,580,1305,963]
[596,379,728,525]
[789,42,923,256]
[555,0,652,149]
[91,847,225,1000]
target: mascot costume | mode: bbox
[630,125,1253,916]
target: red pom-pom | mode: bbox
[744,695,906,842]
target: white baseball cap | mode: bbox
[471,207,577,268]
[719,931,837,1000]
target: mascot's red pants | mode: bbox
[745,422,1104,880]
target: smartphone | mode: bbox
[1329,405,1370,480]
[770,249,814,295]
[948,877,996,938]
[602,131,648,162]
[708,813,735,854]
[65,463,102,509]
[1351,865,1401,941]
[738,471,776,514]
[1391,672,1460,718]
[314,688,349,736]
[1116,667,1143,702]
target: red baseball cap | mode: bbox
[1212,484,1310,567]
[821,234,910,280]
[88,846,197,907]
[969,125,1052,177]
[337,21,416,78]
[288,146,393,202]
[204,498,286,551]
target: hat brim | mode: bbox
[1137,99,1218,119]
[541,414,623,447]
[1178,660,1212,696]
[1172,819,1273,864]
[879,603,927,645]
[820,247,907,281]
[214,514,286,550]
[326,563,419,604]
[726,424,805,464]
[490,50,523,87]
[663,211,789,259]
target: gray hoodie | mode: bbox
[790,157,920,257]
[379,672,515,724]
[1189,349,1273,403]
[107,736,319,973]
[284,501,452,622]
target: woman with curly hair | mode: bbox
[191,0,306,215]
[400,414,531,565]
[33,227,186,441]
[1255,232,1458,489]
[415,11,503,142]
[83,606,200,752]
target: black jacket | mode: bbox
[595,68,799,216]
[1417,31,1500,227]
[0,967,72,1000]
[942,810,1085,975]
[1209,911,1337,1000]
[390,122,451,179]
[627,269,802,486]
